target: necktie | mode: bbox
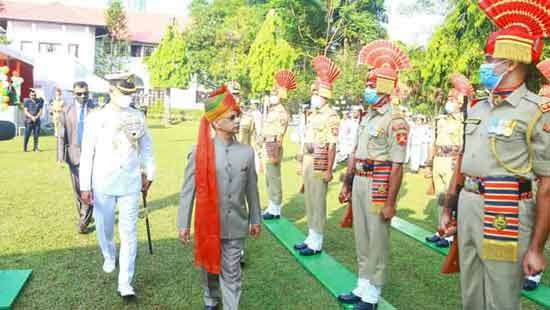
[77,103,85,146]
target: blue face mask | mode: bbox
[363,88,380,105]
[479,63,506,91]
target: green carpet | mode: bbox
[391,217,550,308]
[263,217,396,310]
[0,270,32,310]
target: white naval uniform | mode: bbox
[79,104,155,292]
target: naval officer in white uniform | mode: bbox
[79,74,156,298]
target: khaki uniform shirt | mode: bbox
[461,84,550,179]
[178,138,262,239]
[262,104,289,141]
[434,113,463,148]
[355,103,408,163]
[303,104,340,146]
[238,112,256,146]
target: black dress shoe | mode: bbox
[354,301,378,310]
[338,292,361,304]
[205,305,218,310]
[293,242,308,250]
[299,247,321,256]
[523,279,540,291]
[436,239,450,248]
[426,234,441,243]
[262,213,280,220]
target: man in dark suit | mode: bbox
[57,81,97,233]
[23,89,44,152]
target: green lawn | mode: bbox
[0,120,547,309]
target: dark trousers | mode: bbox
[69,163,93,231]
[23,121,40,151]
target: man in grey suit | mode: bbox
[57,81,97,233]
[178,85,261,310]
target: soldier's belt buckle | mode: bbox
[465,178,480,193]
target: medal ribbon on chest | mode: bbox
[482,176,520,262]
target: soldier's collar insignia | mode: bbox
[543,123,550,133]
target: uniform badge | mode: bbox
[378,184,387,194]
[540,100,550,113]
[396,132,407,146]
[464,118,481,125]
[543,123,550,133]
[493,215,507,231]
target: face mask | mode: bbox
[479,62,507,91]
[445,101,458,114]
[363,88,380,105]
[269,95,279,105]
[310,95,322,109]
[115,95,132,108]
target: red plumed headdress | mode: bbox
[274,70,297,99]
[359,40,410,95]
[480,0,550,63]
[312,55,341,99]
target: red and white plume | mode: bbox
[450,73,474,97]
[479,0,550,37]
[312,55,341,84]
[274,70,297,90]
[358,40,411,71]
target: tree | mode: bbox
[246,10,297,95]
[146,20,190,89]
[97,0,130,75]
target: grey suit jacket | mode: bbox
[57,98,97,166]
[178,137,262,239]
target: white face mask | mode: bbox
[269,95,279,105]
[444,101,458,114]
[114,95,132,109]
[310,95,322,109]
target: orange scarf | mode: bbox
[194,117,221,274]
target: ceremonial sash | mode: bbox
[264,137,281,164]
[370,162,392,209]
[313,144,329,178]
[482,176,520,262]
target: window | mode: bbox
[38,42,61,55]
[20,41,33,53]
[131,44,143,57]
[143,46,155,57]
[68,44,79,58]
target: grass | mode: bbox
[0,120,547,309]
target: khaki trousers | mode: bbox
[433,156,455,221]
[458,190,535,310]
[265,148,283,205]
[351,175,391,286]
[202,239,245,310]
[302,154,328,234]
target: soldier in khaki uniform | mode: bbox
[338,40,410,310]
[425,89,464,248]
[238,105,256,146]
[262,70,295,219]
[439,4,550,309]
[293,56,341,256]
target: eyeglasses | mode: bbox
[75,92,89,97]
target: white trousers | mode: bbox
[93,192,140,289]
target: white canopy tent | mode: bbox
[33,55,109,100]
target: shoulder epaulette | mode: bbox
[523,91,550,113]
